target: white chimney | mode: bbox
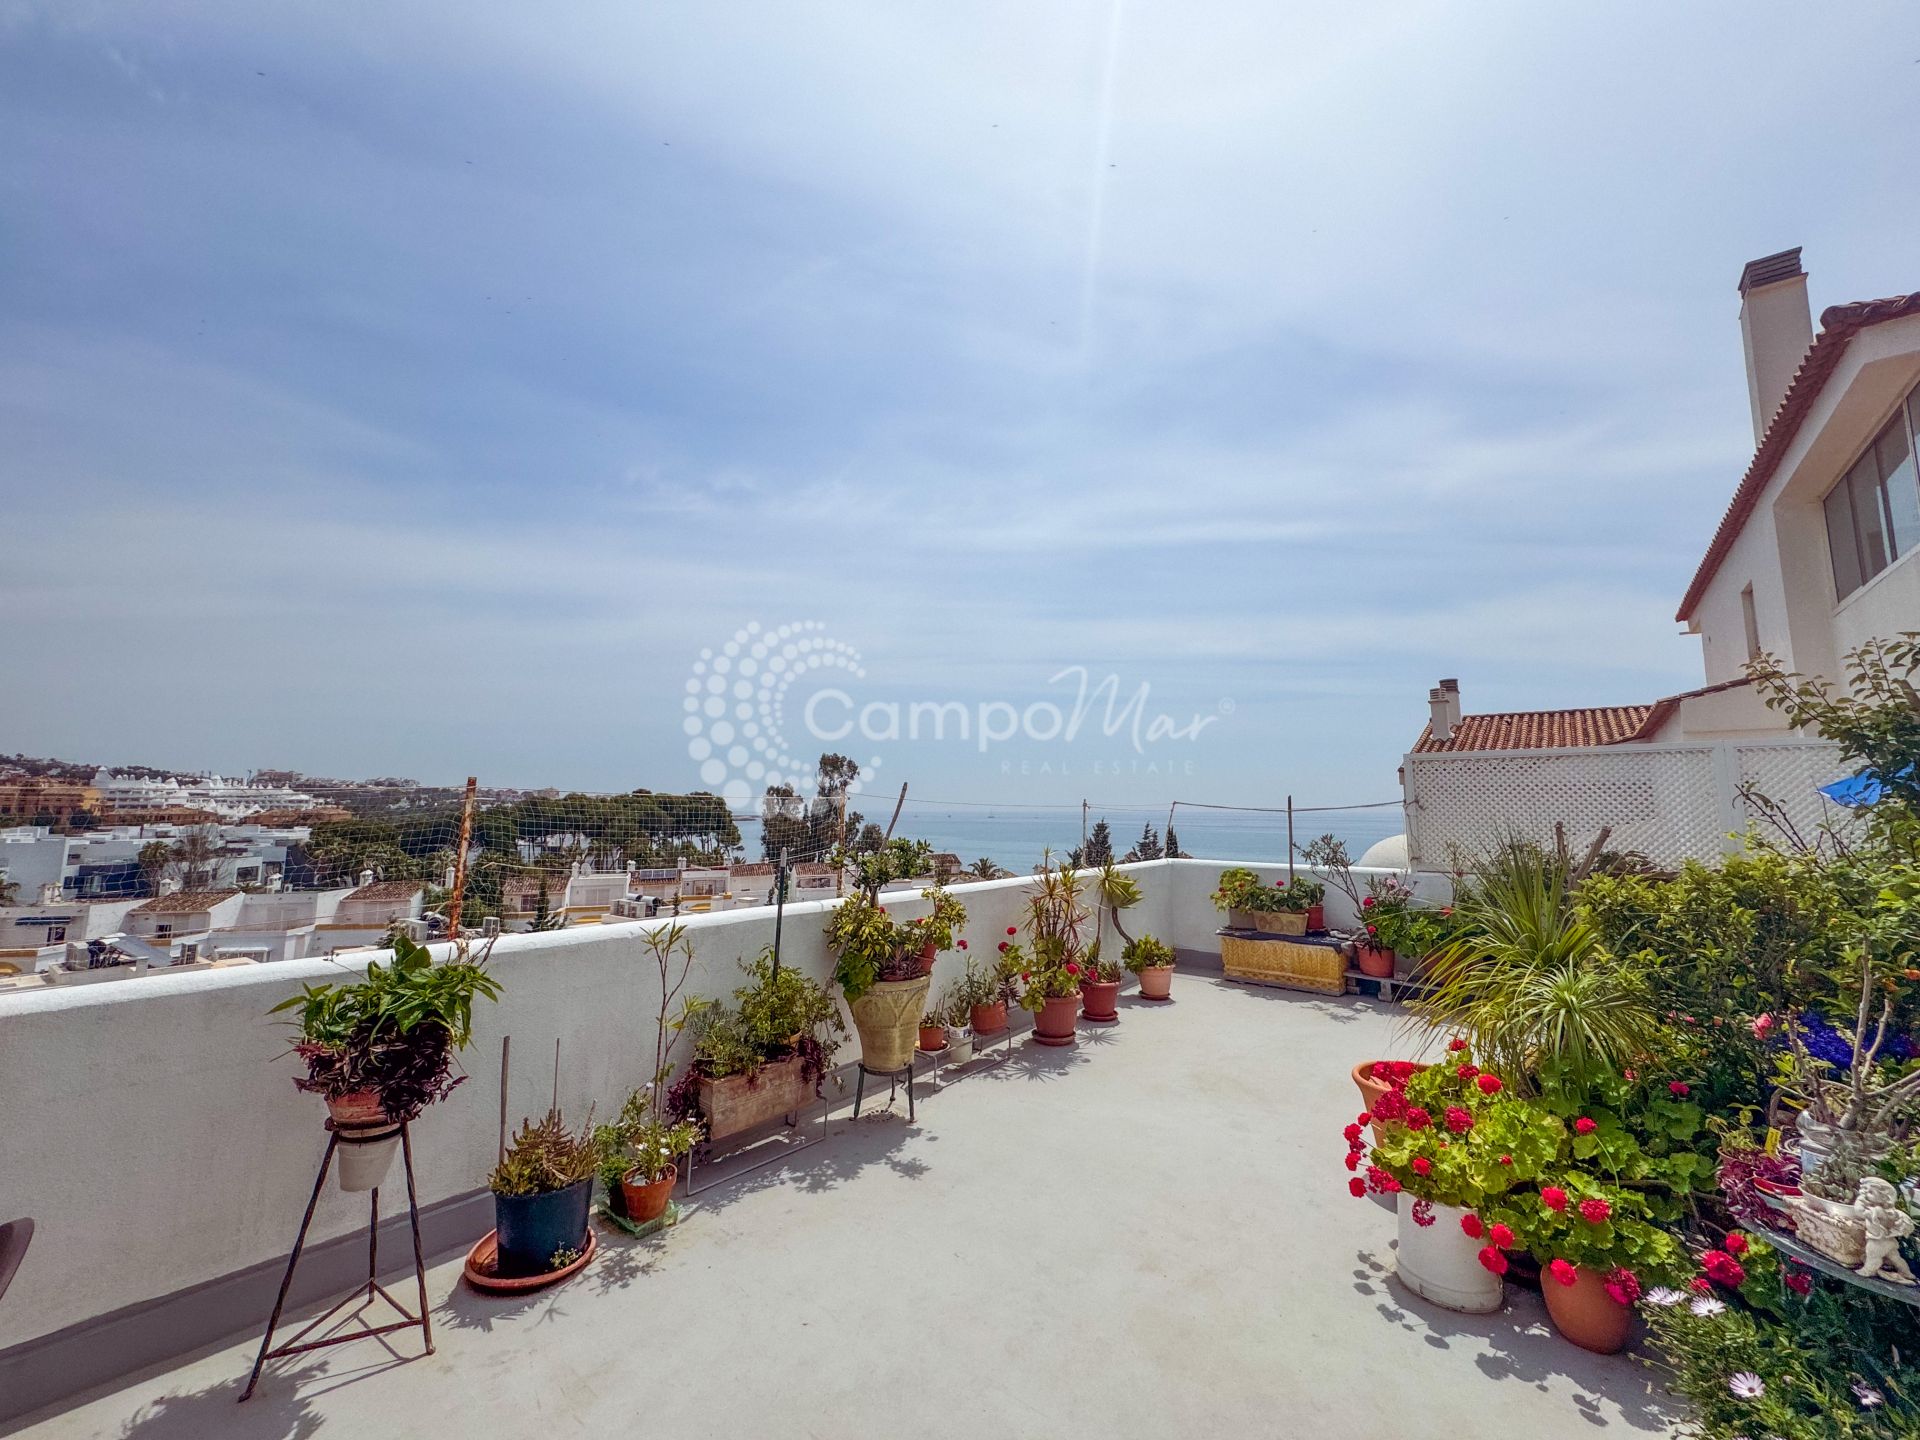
[39,882,61,906]
[1440,677,1461,732]
[1428,688,1454,743]
[1738,248,1813,446]
[159,877,182,896]
[358,868,374,888]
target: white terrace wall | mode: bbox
[1403,739,1855,871]
[0,857,1429,1380]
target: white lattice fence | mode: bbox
[1405,740,1853,870]
[1736,742,1865,850]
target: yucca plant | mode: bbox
[1408,840,1662,1096]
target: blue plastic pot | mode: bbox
[493,1178,591,1278]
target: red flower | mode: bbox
[1447,1037,1468,1052]
[1388,1060,1417,1080]
[1362,896,1376,908]
[1342,1124,1363,1143]
[1344,1152,1360,1171]
[1784,1268,1812,1296]
[1477,1246,1509,1276]
[1577,1197,1612,1225]
[1460,1213,1485,1240]
[1456,1063,1479,1080]
[1489,1222,1514,1248]
[1702,1250,1745,1288]
[1355,1112,1371,1126]
[1668,1081,1691,1097]
[1007,926,1017,935]
[998,941,1009,952]
[1411,1156,1432,1177]
[1405,1106,1432,1131]
[1688,1277,1711,1295]
[1349,1178,1366,1198]
[1623,1068,1637,1081]
[957,939,968,950]
[1372,1090,1408,1122]
[1548,1259,1578,1287]
[1724,1233,1748,1256]
[1541,1186,1569,1213]
[1365,1166,1401,1195]
[1574,1117,1597,1135]
[1475,1073,1502,1095]
[1021,971,1030,982]
[1064,962,1080,976]
[1497,1154,1513,1166]
[1365,924,1377,935]
[1410,1199,1435,1227]
[1604,1267,1641,1306]
[1443,1106,1474,1134]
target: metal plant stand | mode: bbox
[852,1062,916,1122]
[240,1121,433,1402]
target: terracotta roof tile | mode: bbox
[1678,290,1920,621]
[345,880,426,904]
[1410,678,1754,754]
[130,889,242,914]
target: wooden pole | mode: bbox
[1287,795,1296,884]
[447,777,478,936]
[771,846,789,980]
[883,782,908,839]
[497,1036,511,1165]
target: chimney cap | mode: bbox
[1738,247,1804,295]
[1438,677,1459,693]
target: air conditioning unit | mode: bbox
[178,942,200,965]
[397,918,429,942]
[482,916,501,938]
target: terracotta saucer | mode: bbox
[462,1228,596,1294]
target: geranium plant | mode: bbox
[1211,867,1262,914]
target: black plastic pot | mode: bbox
[493,1178,591,1278]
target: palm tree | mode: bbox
[967,857,1010,880]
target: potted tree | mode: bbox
[1123,934,1176,1001]
[1211,868,1262,930]
[683,948,845,1142]
[1080,946,1124,1022]
[1353,875,1414,977]
[270,933,501,1191]
[1021,855,1091,1045]
[827,839,938,1075]
[487,1108,600,1279]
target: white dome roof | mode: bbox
[1358,834,1409,869]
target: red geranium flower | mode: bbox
[1443,1106,1474,1134]
[1541,1186,1569,1213]
[1349,1178,1366,1198]
[1460,1213,1485,1240]
[1477,1246,1508,1276]
[1362,896,1376,908]
[1388,1060,1416,1080]
[1365,924,1377,935]
[1064,962,1080,976]
[1405,1106,1432,1131]
[1498,1153,1512,1166]
[1007,926,1017,935]
[1456,1063,1479,1080]
[1021,971,1030,981]
[1489,1222,1514,1248]
[1689,1277,1711,1294]
[1355,1112,1371,1126]
[1574,1117,1597,1135]
[1447,1037,1469,1052]
[1701,1250,1745,1288]
[957,939,968,950]
[1411,1156,1432,1177]
[1578,1197,1612,1225]
[1343,1152,1360,1171]
[998,941,1009,952]
[1548,1259,1578,1287]
[1668,1081,1691,1097]
[1784,1268,1811,1296]
[1476,1073,1502,1095]
[1342,1123,1363,1143]
[1724,1233,1748,1255]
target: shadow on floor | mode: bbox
[1349,1245,1679,1433]
[1203,976,1382,1026]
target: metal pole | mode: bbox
[497,1035,510,1165]
[771,846,789,980]
[1082,800,1089,850]
[1287,795,1295,883]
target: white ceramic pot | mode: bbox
[1395,1195,1503,1313]
[1795,1113,1891,1182]
[336,1126,402,1193]
[947,1032,975,1064]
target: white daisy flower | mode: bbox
[1689,1296,1727,1317]
[1852,1381,1884,1409]
[1643,1286,1685,1307]
[1728,1372,1764,1399]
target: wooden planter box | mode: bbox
[698,1055,812,1143]
[1221,934,1346,994]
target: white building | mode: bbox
[89,770,317,820]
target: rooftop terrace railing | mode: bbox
[0,856,1441,1423]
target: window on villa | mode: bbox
[1825,383,1920,599]
[1741,585,1761,661]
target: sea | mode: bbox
[733,802,1404,874]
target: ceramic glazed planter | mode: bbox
[1080,978,1121,1021]
[1253,911,1308,936]
[1395,1196,1503,1313]
[1137,965,1174,1001]
[970,999,1008,1035]
[699,1054,811,1142]
[1306,903,1325,931]
[918,1023,949,1053]
[326,1092,399,1193]
[850,974,932,1072]
[1542,1266,1632,1353]
[494,1178,592,1279]
[619,1165,677,1226]
[1355,943,1395,978]
[1032,992,1079,1047]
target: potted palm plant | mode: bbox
[270,933,501,1192]
[1021,854,1091,1045]
[488,1108,600,1279]
[1123,934,1175,1001]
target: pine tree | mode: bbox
[1164,825,1185,859]
[1083,820,1114,867]
[1131,823,1163,862]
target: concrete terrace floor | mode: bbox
[13,968,1682,1440]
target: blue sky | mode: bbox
[3,2,1918,809]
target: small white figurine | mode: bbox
[1855,1177,1916,1286]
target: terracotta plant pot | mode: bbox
[1306,903,1325,931]
[619,1164,676,1225]
[1080,978,1121,1021]
[970,999,1008,1035]
[1351,1060,1430,1130]
[1137,965,1174,1001]
[326,1091,399,1193]
[327,1091,387,1127]
[917,940,938,976]
[1355,943,1395,978]
[918,1023,949,1053]
[1032,992,1079,1047]
[849,975,932,1072]
[1542,1265,1633,1354]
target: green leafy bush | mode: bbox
[1122,935,1174,973]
